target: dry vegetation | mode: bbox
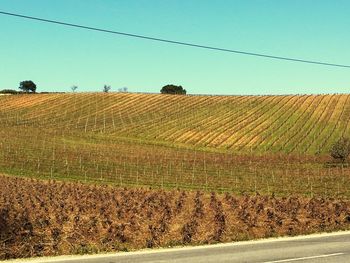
[1,175,350,260]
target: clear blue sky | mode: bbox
[0,0,349,95]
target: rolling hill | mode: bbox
[0,93,349,196]
[0,93,349,154]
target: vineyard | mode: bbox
[1,93,350,259]
[1,93,349,153]
[1,93,350,196]
[1,175,350,259]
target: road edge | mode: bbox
[3,229,350,263]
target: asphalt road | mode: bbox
[6,231,350,263]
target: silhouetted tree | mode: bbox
[103,85,111,93]
[19,80,36,93]
[330,137,350,163]
[71,85,78,92]
[160,84,186,95]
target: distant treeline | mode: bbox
[0,89,66,95]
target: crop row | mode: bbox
[1,131,349,197]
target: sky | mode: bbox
[0,0,349,95]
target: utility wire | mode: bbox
[1,10,349,69]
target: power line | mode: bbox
[1,10,349,69]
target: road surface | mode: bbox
[5,231,350,263]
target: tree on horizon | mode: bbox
[19,80,37,93]
[160,84,186,95]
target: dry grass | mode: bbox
[1,175,350,260]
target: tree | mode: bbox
[330,137,350,163]
[103,85,111,93]
[19,80,36,93]
[160,84,186,95]
[118,87,128,93]
[71,85,78,92]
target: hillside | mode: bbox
[0,93,350,196]
[0,93,349,154]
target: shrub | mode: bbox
[330,137,350,163]
[0,89,19,94]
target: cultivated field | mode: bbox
[2,175,350,260]
[0,93,350,196]
[1,93,350,259]
[1,93,349,153]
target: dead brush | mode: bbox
[194,191,204,218]
[180,191,206,244]
[175,191,186,213]
[181,219,198,244]
[209,193,226,242]
[145,201,173,248]
[2,176,350,260]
